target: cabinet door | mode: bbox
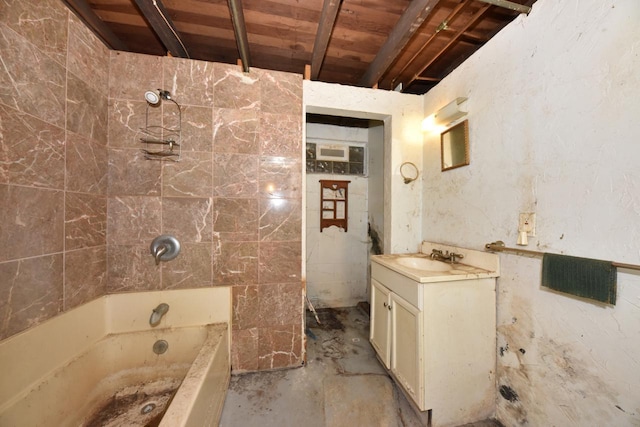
[369,279,391,369]
[390,292,423,408]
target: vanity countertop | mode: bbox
[371,253,498,283]
[371,242,500,283]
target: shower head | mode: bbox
[145,90,160,105]
[144,89,172,105]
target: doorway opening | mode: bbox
[304,113,386,310]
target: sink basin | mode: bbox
[395,257,453,271]
[371,245,500,283]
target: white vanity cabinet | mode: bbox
[370,248,498,427]
[370,279,391,368]
[371,279,422,404]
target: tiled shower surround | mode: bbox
[0,0,304,372]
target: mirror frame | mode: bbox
[441,120,469,171]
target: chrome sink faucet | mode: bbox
[430,249,464,264]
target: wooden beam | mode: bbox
[390,0,467,90]
[132,0,189,58]
[62,0,128,50]
[406,4,490,89]
[359,0,442,88]
[415,76,441,82]
[310,0,342,80]
[304,64,311,80]
[228,0,251,72]
[475,0,531,14]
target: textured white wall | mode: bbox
[304,81,425,254]
[422,0,640,425]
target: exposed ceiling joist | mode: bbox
[405,4,491,89]
[391,0,468,89]
[60,0,536,95]
[228,0,251,72]
[415,76,442,82]
[310,0,343,80]
[62,0,128,51]
[132,0,189,58]
[359,0,442,88]
[476,0,531,14]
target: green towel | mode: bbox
[541,253,616,305]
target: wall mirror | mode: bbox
[441,120,469,171]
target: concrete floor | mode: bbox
[220,306,501,427]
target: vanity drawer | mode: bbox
[371,262,422,309]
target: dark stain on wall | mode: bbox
[499,385,520,402]
[368,222,382,255]
[499,343,509,356]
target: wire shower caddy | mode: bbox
[139,90,182,161]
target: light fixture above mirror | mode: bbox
[422,97,468,132]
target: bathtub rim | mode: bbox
[0,287,231,412]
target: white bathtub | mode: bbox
[0,288,231,427]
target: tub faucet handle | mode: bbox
[153,244,167,265]
[150,235,180,266]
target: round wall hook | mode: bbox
[400,161,419,184]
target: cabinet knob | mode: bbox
[383,302,388,308]
[388,304,392,311]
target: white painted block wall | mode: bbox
[306,174,369,308]
[305,123,370,308]
[421,0,640,425]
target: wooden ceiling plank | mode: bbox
[91,10,153,27]
[228,0,252,71]
[311,0,343,79]
[359,0,442,88]
[242,0,321,22]
[62,0,128,50]
[132,0,190,58]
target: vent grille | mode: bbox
[316,145,348,161]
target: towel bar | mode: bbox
[484,241,640,272]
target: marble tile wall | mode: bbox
[107,52,304,372]
[0,2,109,340]
[0,0,304,372]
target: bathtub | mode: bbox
[0,287,231,427]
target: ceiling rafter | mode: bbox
[405,3,491,90]
[132,0,189,58]
[58,0,536,95]
[310,0,343,80]
[62,0,128,51]
[390,0,468,90]
[228,0,252,72]
[359,0,442,88]
[476,0,531,14]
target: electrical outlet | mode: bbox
[519,213,536,236]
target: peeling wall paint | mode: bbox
[422,0,640,425]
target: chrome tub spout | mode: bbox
[149,303,170,327]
